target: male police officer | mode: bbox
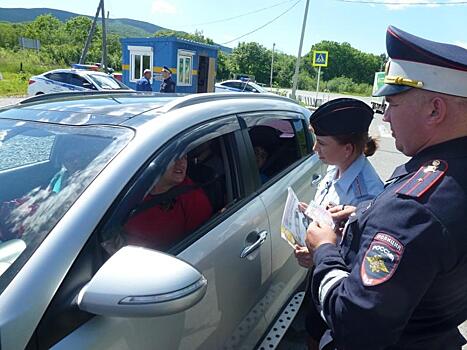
[160,65,176,93]
[306,26,467,350]
[135,69,152,92]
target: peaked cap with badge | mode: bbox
[374,25,467,97]
[309,98,373,136]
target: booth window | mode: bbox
[129,46,153,82]
[177,50,194,86]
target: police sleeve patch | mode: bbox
[360,232,404,286]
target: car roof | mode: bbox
[0,92,306,127]
[40,69,112,77]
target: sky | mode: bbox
[1,0,466,57]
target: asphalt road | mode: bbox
[0,95,465,348]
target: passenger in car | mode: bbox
[249,125,280,182]
[253,145,270,184]
[293,98,384,350]
[124,155,212,250]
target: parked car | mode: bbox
[0,92,326,350]
[27,69,132,96]
[215,79,267,93]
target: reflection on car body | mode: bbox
[0,92,326,350]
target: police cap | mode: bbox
[162,66,172,73]
[374,26,467,97]
[310,98,373,136]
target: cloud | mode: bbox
[383,0,439,10]
[151,0,177,14]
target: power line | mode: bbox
[221,0,302,45]
[335,0,467,5]
[178,0,296,27]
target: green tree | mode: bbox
[154,29,214,45]
[216,51,231,81]
[273,52,295,88]
[304,41,382,85]
[229,42,271,84]
[23,14,63,46]
[0,23,20,49]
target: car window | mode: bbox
[243,113,310,186]
[87,74,129,90]
[0,120,133,293]
[242,83,255,92]
[44,72,68,83]
[224,81,241,90]
[69,74,94,89]
[99,116,242,256]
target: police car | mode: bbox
[215,79,267,93]
[27,68,132,96]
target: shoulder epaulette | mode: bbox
[395,159,447,198]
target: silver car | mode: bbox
[0,92,326,350]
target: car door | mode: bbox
[32,115,272,350]
[240,111,327,325]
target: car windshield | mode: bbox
[87,74,129,90]
[0,120,133,290]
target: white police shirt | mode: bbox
[314,155,384,207]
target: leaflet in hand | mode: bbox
[280,187,308,247]
[304,200,335,229]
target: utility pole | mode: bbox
[101,1,108,72]
[270,43,275,88]
[291,0,310,100]
[79,0,108,72]
[79,0,102,64]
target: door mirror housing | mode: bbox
[77,245,207,317]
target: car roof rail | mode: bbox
[19,90,137,105]
[159,92,298,112]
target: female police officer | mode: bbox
[293,98,384,349]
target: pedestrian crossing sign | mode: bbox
[312,50,329,67]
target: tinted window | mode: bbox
[246,116,306,185]
[69,74,92,88]
[45,73,68,83]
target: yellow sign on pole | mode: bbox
[312,50,329,67]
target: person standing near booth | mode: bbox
[160,66,176,93]
[135,69,153,92]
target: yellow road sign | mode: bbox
[312,50,328,67]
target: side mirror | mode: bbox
[77,246,207,317]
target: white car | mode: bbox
[215,79,267,93]
[28,69,132,96]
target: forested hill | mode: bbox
[0,7,165,37]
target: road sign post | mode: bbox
[312,50,328,106]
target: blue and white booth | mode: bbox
[120,37,218,93]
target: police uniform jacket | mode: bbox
[312,136,467,350]
[315,154,383,207]
[160,76,176,93]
